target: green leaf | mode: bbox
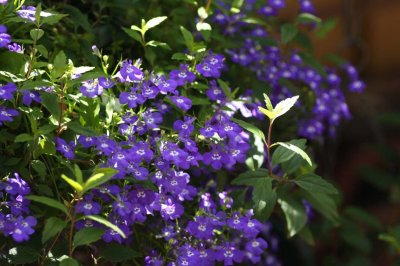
[274,142,312,166]
[14,133,34,143]
[30,28,44,41]
[217,79,231,98]
[122,27,142,43]
[252,177,275,221]
[42,217,67,243]
[272,95,299,119]
[232,168,269,185]
[230,118,266,143]
[85,215,126,238]
[293,173,338,195]
[53,50,67,78]
[31,160,47,178]
[63,5,92,32]
[296,13,321,24]
[41,93,60,120]
[59,257,79,266]
[344,206,383,230]
[61,174,83,193]
[37,124,58,136]
[281,23,299,44]
[74,164,83,184]
[231,0,244,13]
[82,168,118,194]
[145,16,167,30]
[99,243,141,262]
[298,225,315,245]
[180,26,194,50]
[316,19,337,38]
[25,195,69,216]
[272,139,306,166]
[278,198,307,237]
[263,93,273,111]
[67,121,98,136]
[302,191,339,224]
[73,227,104,249]
[146,40,171,50]
[8,246,40,264]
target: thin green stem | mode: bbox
[266,120,274,176]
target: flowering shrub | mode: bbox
[0,0,363,265]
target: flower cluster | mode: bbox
[213,0,365,139]
[145,192,280,265]
[0,174,37,242]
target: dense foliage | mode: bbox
[0,0,382,265]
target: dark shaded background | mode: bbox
[289,0,400,265]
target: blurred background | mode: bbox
[289,0,400,265]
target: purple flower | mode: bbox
[169,96,192,111]
[7,43,23,53]
[75,197,101,215]
[202,148,232,170]
[0,107,18,125]
[186,216,219,240]
[98,77,115,89]
[215,242,244,265]
[10,216,37,242]
[78,135,96,148]
[160,198,184,220]
[349,80,366,93]
[118,60,144,82]
[80,80,103,98]
[55,137,76,159]
[21,90,41,106]
[145,251,163,266]
[0,82,17,100]
[299,0,316,14]
[169,64,196,86]
[245,238,268,255]
[173,116,194,137]
[0,25,11,48]
[206,80,226,101]
[196,61,221,78]
[269,0,286,9]
[16,6,52,22]
[103,223,129,243]
[119,87,146,108]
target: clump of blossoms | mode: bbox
[212,0,365,139]
[144,192,278,265]
[0,174,36,242]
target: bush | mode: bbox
[0,0,365,265]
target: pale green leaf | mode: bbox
[274,141,312,166]
[61,174,83,192]
[273,95,299,119]
[145,16,167,30]
[85,215,126,238]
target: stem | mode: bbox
[266,120,274,176]
[68,195,80,257]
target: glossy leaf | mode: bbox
[85,215,126,238]
[145,16,167,30]
[272,139,306,166]
[293,173,338,195]
[274,142,312,166]
[231,118,266,143]
[26,195,69,216]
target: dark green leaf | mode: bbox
[8,246,40,264]
[302,191,339,224]
[274,142,312,166]
[99,243,141,262]
[30,29,44,41]
[230,118,266,143]
[67,121,98,136]
[59,257,79,266]
[42,217,68,243]
[232,168,269,185]
[31,160,47,178]
[252,178,275,221]
[41,93,60,120]
[122,27,142,43]
[180,26,194,51]
[26,195,69,216]
[281,23,298,44]
[293,173,338,195]
[73,227,104,249]
[272,139,306,165]
[14,133,34,143]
